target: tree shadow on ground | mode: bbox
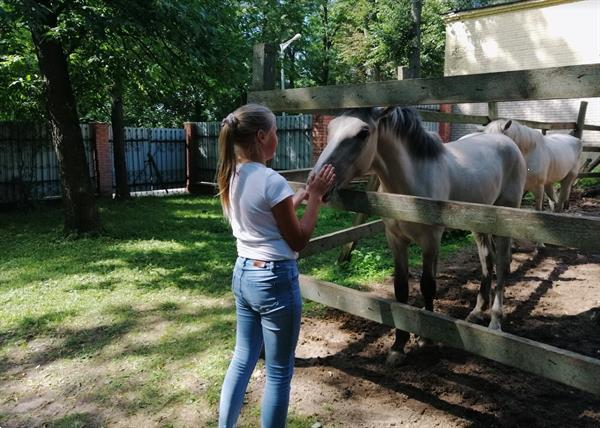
[0,301,234,426]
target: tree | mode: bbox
[408,0,423,78]
[2,0,250,220]
[4,0,101,234]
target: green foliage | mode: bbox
[0,6,44,121]
[1,0,460,124]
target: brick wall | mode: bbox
[311,114,334,164]
[91,122,112,196]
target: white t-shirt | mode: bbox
[229,162,296,260]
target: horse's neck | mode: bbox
[372,134,427,195]
[514,124,544,155]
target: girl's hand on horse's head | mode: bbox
[307,164,336,199]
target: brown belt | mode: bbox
[252,260,268,268]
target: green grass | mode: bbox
[578,165,600,189]
[0,194,472,427]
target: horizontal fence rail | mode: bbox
[298,274,600,395]
[248,64,600,112]
[287,181,600,252]
[299,219,385,258]
[417,110,579,130]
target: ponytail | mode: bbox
[216,104,275,218]
[217,114,238,216]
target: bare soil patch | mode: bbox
[248,191,600,427]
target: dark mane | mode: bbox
[379,107,444,159]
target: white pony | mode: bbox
[484,120,583,212]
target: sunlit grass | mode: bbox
[0,194,473,426]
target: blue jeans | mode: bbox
[219,257,301,428]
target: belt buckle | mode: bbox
[252,260,267,268]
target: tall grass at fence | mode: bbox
[0,194,472,427]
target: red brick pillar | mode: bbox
[92,122,112,196]
[184,122,200,194]
[311,114,333,165]
[438,104,452,143]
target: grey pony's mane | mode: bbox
[378,107,444,159]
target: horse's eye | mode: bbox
[357,129,370,140]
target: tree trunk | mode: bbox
[111,79,130,199]
[408,0,422,79]
[30,8,100,234]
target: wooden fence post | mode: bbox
[184,122,200,194]
[337,174,380,263]
[252,43,277,91]
[574,100,588,140]
[487,101,498,121]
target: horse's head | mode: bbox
[309,107,392,200]
[484,119,537,153]
[484,119,514,138]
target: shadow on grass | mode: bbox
[1,301,235,371]
[0,300,236,424]
[1,195,237,296]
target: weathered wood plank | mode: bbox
[300,219,385,259]
[418,110,489,125]
[299,274,600,395]
[418,110,577,130]
[574,101,588,140]
[249,64,600,112]
[278,168,312,182]
[582,145,600,152]
[583,124,600,131]
[287,182,600,251]
[338,175,381,262]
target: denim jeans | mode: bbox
[219,257,301,428]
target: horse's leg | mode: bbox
[467,233,495,324]
[556,172,577,212]
[544,184,557,212]
[531,184,545,211]
[384,227,411,366]
[416,235,441,348]
[489,235,511,330]
[531,184,546,247]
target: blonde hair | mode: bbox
[216,103,275,216]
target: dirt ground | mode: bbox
[249,190,600,427]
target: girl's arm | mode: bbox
[291,188,308,209]
[272,165,335,252]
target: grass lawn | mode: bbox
[0,194,472,427]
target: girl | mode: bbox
[217,103,335,427]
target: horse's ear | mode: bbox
[374,106,395,120]
[503,120,512,132]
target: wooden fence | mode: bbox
[108,127,187,192]
[192,114,313,182]
[0,122,95,202]
[249,43,600,395]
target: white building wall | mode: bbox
[444,0,600,144]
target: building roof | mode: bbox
[445,0,580,22]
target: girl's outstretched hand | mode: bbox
[306,164,335,201]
